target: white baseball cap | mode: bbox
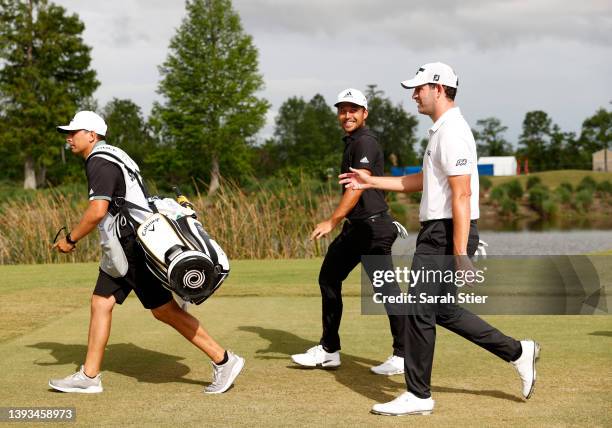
[401,62,459,89]
[334,88,368,110]
[57,111,107,136]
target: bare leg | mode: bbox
[151,299,225,363]
[83,294,116,377]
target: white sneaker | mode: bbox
[511,339,541,399]
[49,365,103,394]
[204,351,245,394]
[371,355,404,375]
[371,391,434,416]
[291,345,340,368]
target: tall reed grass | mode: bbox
[0,179,339,265]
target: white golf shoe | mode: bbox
[370,355,404,375]
[511,339,541,399]
[371,391,434,416]
[291,345,340,368]
[204,351,245,394]
[49,365,103,393]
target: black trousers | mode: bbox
[404,219,522,398]
[319,213,404,356]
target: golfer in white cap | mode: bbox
[340,63,540,415]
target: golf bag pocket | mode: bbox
[98,213,129,278]
[136,213,229,305]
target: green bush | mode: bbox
[489,186,506,203]
[527,185,550,213]
[541,199,559,218]
[559,181,573,193]
[499,196,518,216]
[479,176,493,192]
[596,180,612,195]
[409,192,422,204]
[504,179,524,200]
[388,201,408,224]
[577,175,597,192]
[573,188,594,212]
[526,175,541,190]
[554,186,572,205]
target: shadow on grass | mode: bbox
[589,331,612,337]
[28,342,206,386]
[239,326,405,403]
[239,326,525,404]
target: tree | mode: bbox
[473,117,512,157]
[579,108,611,171]
[517,111,553,172]
[261,94,341,177]
[0,0,99,188]
[102,98,154,169]
[364,85,419,169]
[153,0,269,194]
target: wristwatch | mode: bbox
[66,232,77,245]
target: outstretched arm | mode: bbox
[311,170,371,240]
[339,168,423,193]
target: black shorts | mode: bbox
[94,234,173,309]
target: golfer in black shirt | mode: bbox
[291,89,405,375]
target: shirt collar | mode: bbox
[86,140,106,160]
[343,126,369,144]
[428,107,461,136]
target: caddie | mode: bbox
[49,110,244,394]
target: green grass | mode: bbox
[487,170,612,190]
[0,260,611,426]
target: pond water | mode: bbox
[392,230,612,255]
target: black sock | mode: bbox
[217,350,229,365]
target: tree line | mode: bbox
[1,0,610,193]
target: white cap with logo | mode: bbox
[57,111,107,136]
[401,62,458,89]
[334,88,368,110]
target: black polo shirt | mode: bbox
[341,126,388,220]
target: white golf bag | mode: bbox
[88,144,230,305]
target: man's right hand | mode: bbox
[338,167,373,190]
[53,238,76,254]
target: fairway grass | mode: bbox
[0,260,611,426]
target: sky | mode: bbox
[53,0,612,145]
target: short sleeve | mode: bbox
[350,136,380,172]
[86,157,123,201]
[439,133,476,176]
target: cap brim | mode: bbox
[400,76,429,89]
[56,125,79,133]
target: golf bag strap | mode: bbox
[87,151,154,203]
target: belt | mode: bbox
[346,211,387,225]
[420,219,478,227]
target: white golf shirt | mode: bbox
[419,107,480,222]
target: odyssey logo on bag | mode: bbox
[360,156,369,163]
[141,217,159,236]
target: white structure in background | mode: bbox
[477,156,517,176]
[592,149,611,172]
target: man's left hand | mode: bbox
[53,238,76,254]
[311,220,336,240]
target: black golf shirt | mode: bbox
[341,126,388,220]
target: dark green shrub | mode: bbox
[577,175,597,192]
[504,179,524,200]
[409,192,422,204]
[541,199,559,218]
[388,201,408,224]
[596,180,612,195]
[528,185,549,213]
[489,186,506,203]
[479,176,493,192]
[574,188,594,212]
[499,196,518,216]
[559,181,573,193]
[554,186,572,205]
[526,175,541,190]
